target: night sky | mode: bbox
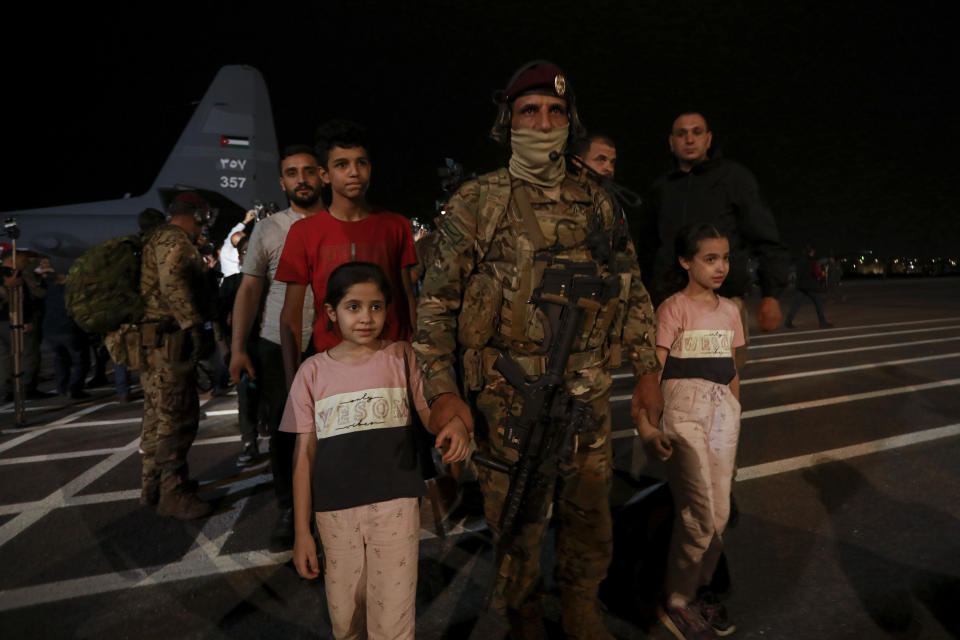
[5,0,957,258]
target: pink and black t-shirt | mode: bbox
[656,292,745,385]
[280,341,428,512]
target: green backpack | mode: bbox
[65,235,145,334]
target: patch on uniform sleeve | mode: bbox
[438,215,474,253]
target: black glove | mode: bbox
[189,324,216,362]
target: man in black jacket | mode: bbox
[639,112,790,363]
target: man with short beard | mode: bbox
[572,133,617,178]
[229,144,323,550]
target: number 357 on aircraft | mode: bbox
[220,176,247,189]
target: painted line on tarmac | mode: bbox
[749,324,960,350]
[2,421,958,610]
[746,336,960,364]
[0,470,272,516]
[748,317,958,341]
[0,548,293,612]
[0,416,142,435]
[0,434,249,468]
[0,438,139,547]
[610,378,960,424]
[1,409,241,439]
[611,339,960,381]
[0,396,127,415]
[0,403,117,451]
[740,378,960,418]
[736,423,960,481]
[741,353,960,385]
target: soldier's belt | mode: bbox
[480,345,608,380]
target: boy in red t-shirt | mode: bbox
[275,119,418,387]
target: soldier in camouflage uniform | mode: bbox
[413,61,663,639]
[139,192,217,520]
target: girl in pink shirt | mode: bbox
[639,224,744,640]
[283,262,469,640]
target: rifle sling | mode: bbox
[511,184,549,252]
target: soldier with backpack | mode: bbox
[138,192,218,519]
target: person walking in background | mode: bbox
[785,245,833,329]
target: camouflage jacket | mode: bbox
[414,167,659,404]
[140,224,207,330]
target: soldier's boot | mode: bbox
[140,479,160,506]
[156,484,213,520]
[143,474,199,506]
[506,600,547,640]
[560,591,615,640]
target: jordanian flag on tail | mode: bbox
[221,136,250,148]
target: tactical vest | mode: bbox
[457,169,630,391]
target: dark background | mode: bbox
[4,0,956,258]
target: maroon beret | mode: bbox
[501,60,569,103]
[168,190,211,218]
[173,191,208,208]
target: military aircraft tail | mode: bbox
[149,64,284,217]
[6,65,284,270]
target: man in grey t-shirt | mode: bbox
[229,144,323,551]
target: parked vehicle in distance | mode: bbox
[839,251,886,277]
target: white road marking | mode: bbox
[740,353,960,385]
[0,434,247,467]
[746,336,960,364]
[3,419,958,611]
[0,438,139,547]
[1,314,959,611]
[0,403,118,449]
[0,398,123,415]
[748,316,958,340]
[0,448,128,466]
[748,325,960,350]
[740,378,960,419]
[0,549,293,612]
[0,417,142,435]
[610,377,960,408]
[736,423,960,481]
[612,341,960,380]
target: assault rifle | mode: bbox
[473,268,607,604]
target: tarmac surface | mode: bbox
[1,277,958,639]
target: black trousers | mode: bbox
[257,338,295,509]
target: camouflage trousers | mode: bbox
[140,341,199,495]
[474,379,614,614]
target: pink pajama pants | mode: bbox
[661,377,741,605]
[315,497,419,640]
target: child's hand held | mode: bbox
[636,413,673,462]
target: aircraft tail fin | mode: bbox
[150,65,285,226]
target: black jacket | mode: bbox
[632,154,790,303]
